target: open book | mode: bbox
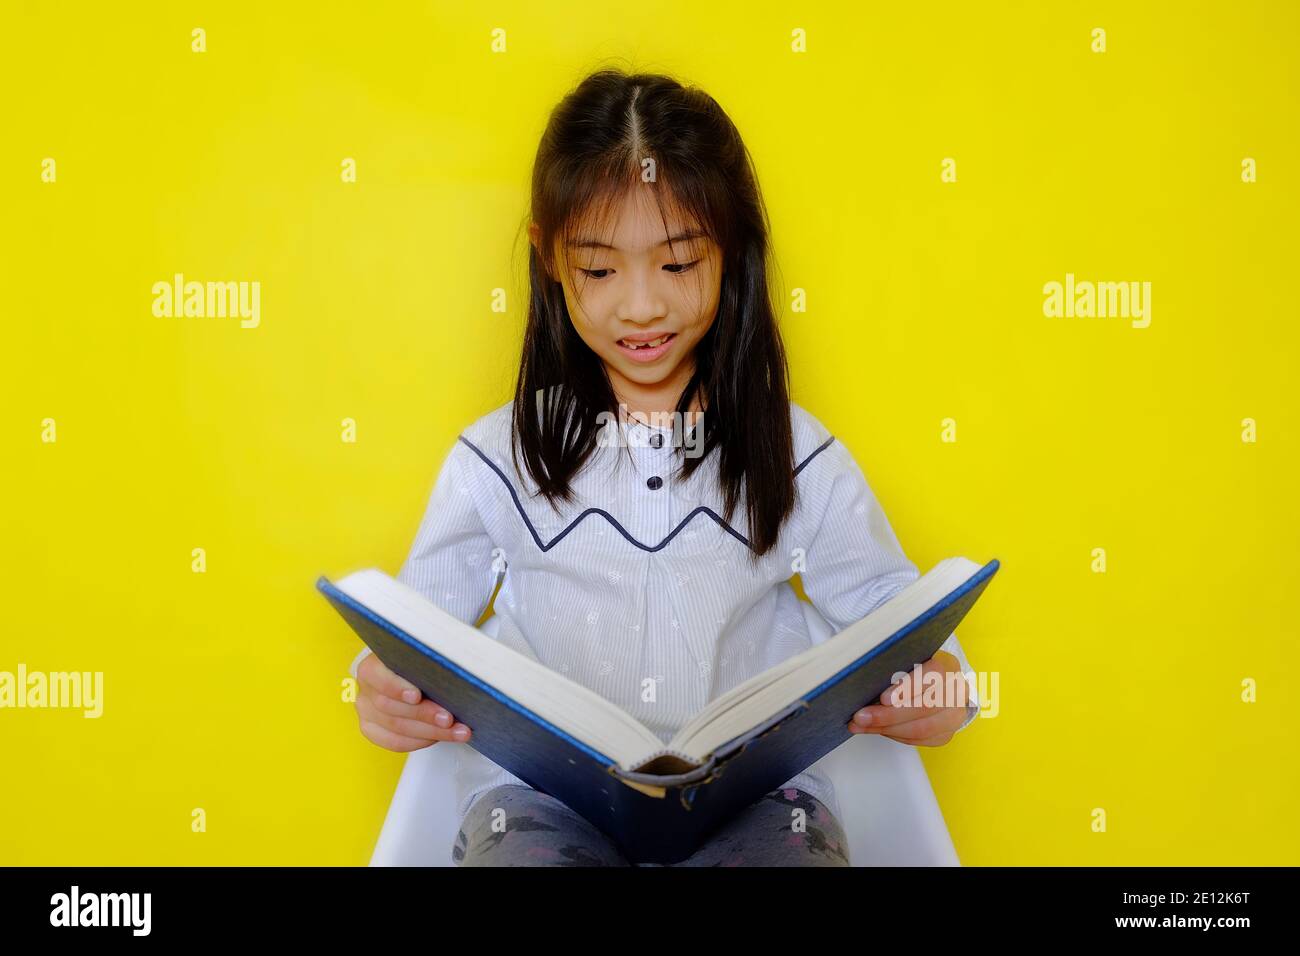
[318,556,998,863]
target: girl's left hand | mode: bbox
[847,650,969,747]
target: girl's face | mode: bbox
[538,187,722,410]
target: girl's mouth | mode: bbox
[616,332,677,363]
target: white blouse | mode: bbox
[351,396,979,827]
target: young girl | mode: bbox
[351,68,980,867]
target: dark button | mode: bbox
[649,432,664,448]
[646,476,663,490]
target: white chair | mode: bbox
[369,603,961,866]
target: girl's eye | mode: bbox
[578,261,699,279]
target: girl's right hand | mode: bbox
[355,652,473,752]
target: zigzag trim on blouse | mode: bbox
[456,433,837,554]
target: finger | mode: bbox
[369,692,456,728]
[882,681,969,711]
[878,661,970,709]
[359,718,436,753]
[358,694,471,742]
[852,700,943,729]
[930,649,961,671]
[871,709,965,741]
[358,654,423,705]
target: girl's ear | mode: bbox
[529,222,556,282]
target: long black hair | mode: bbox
[511,66,795,561]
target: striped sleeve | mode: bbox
[798,438,918,632]
[350,438,503,678]
[396,438,503,624]
[800,438,979,734]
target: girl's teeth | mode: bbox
[623,335,669,349]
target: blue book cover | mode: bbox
[318,558,998,864]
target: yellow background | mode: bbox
[2,2,1296,865]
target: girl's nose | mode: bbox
[615,270,668,323]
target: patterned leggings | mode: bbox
[453,784,851,867]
